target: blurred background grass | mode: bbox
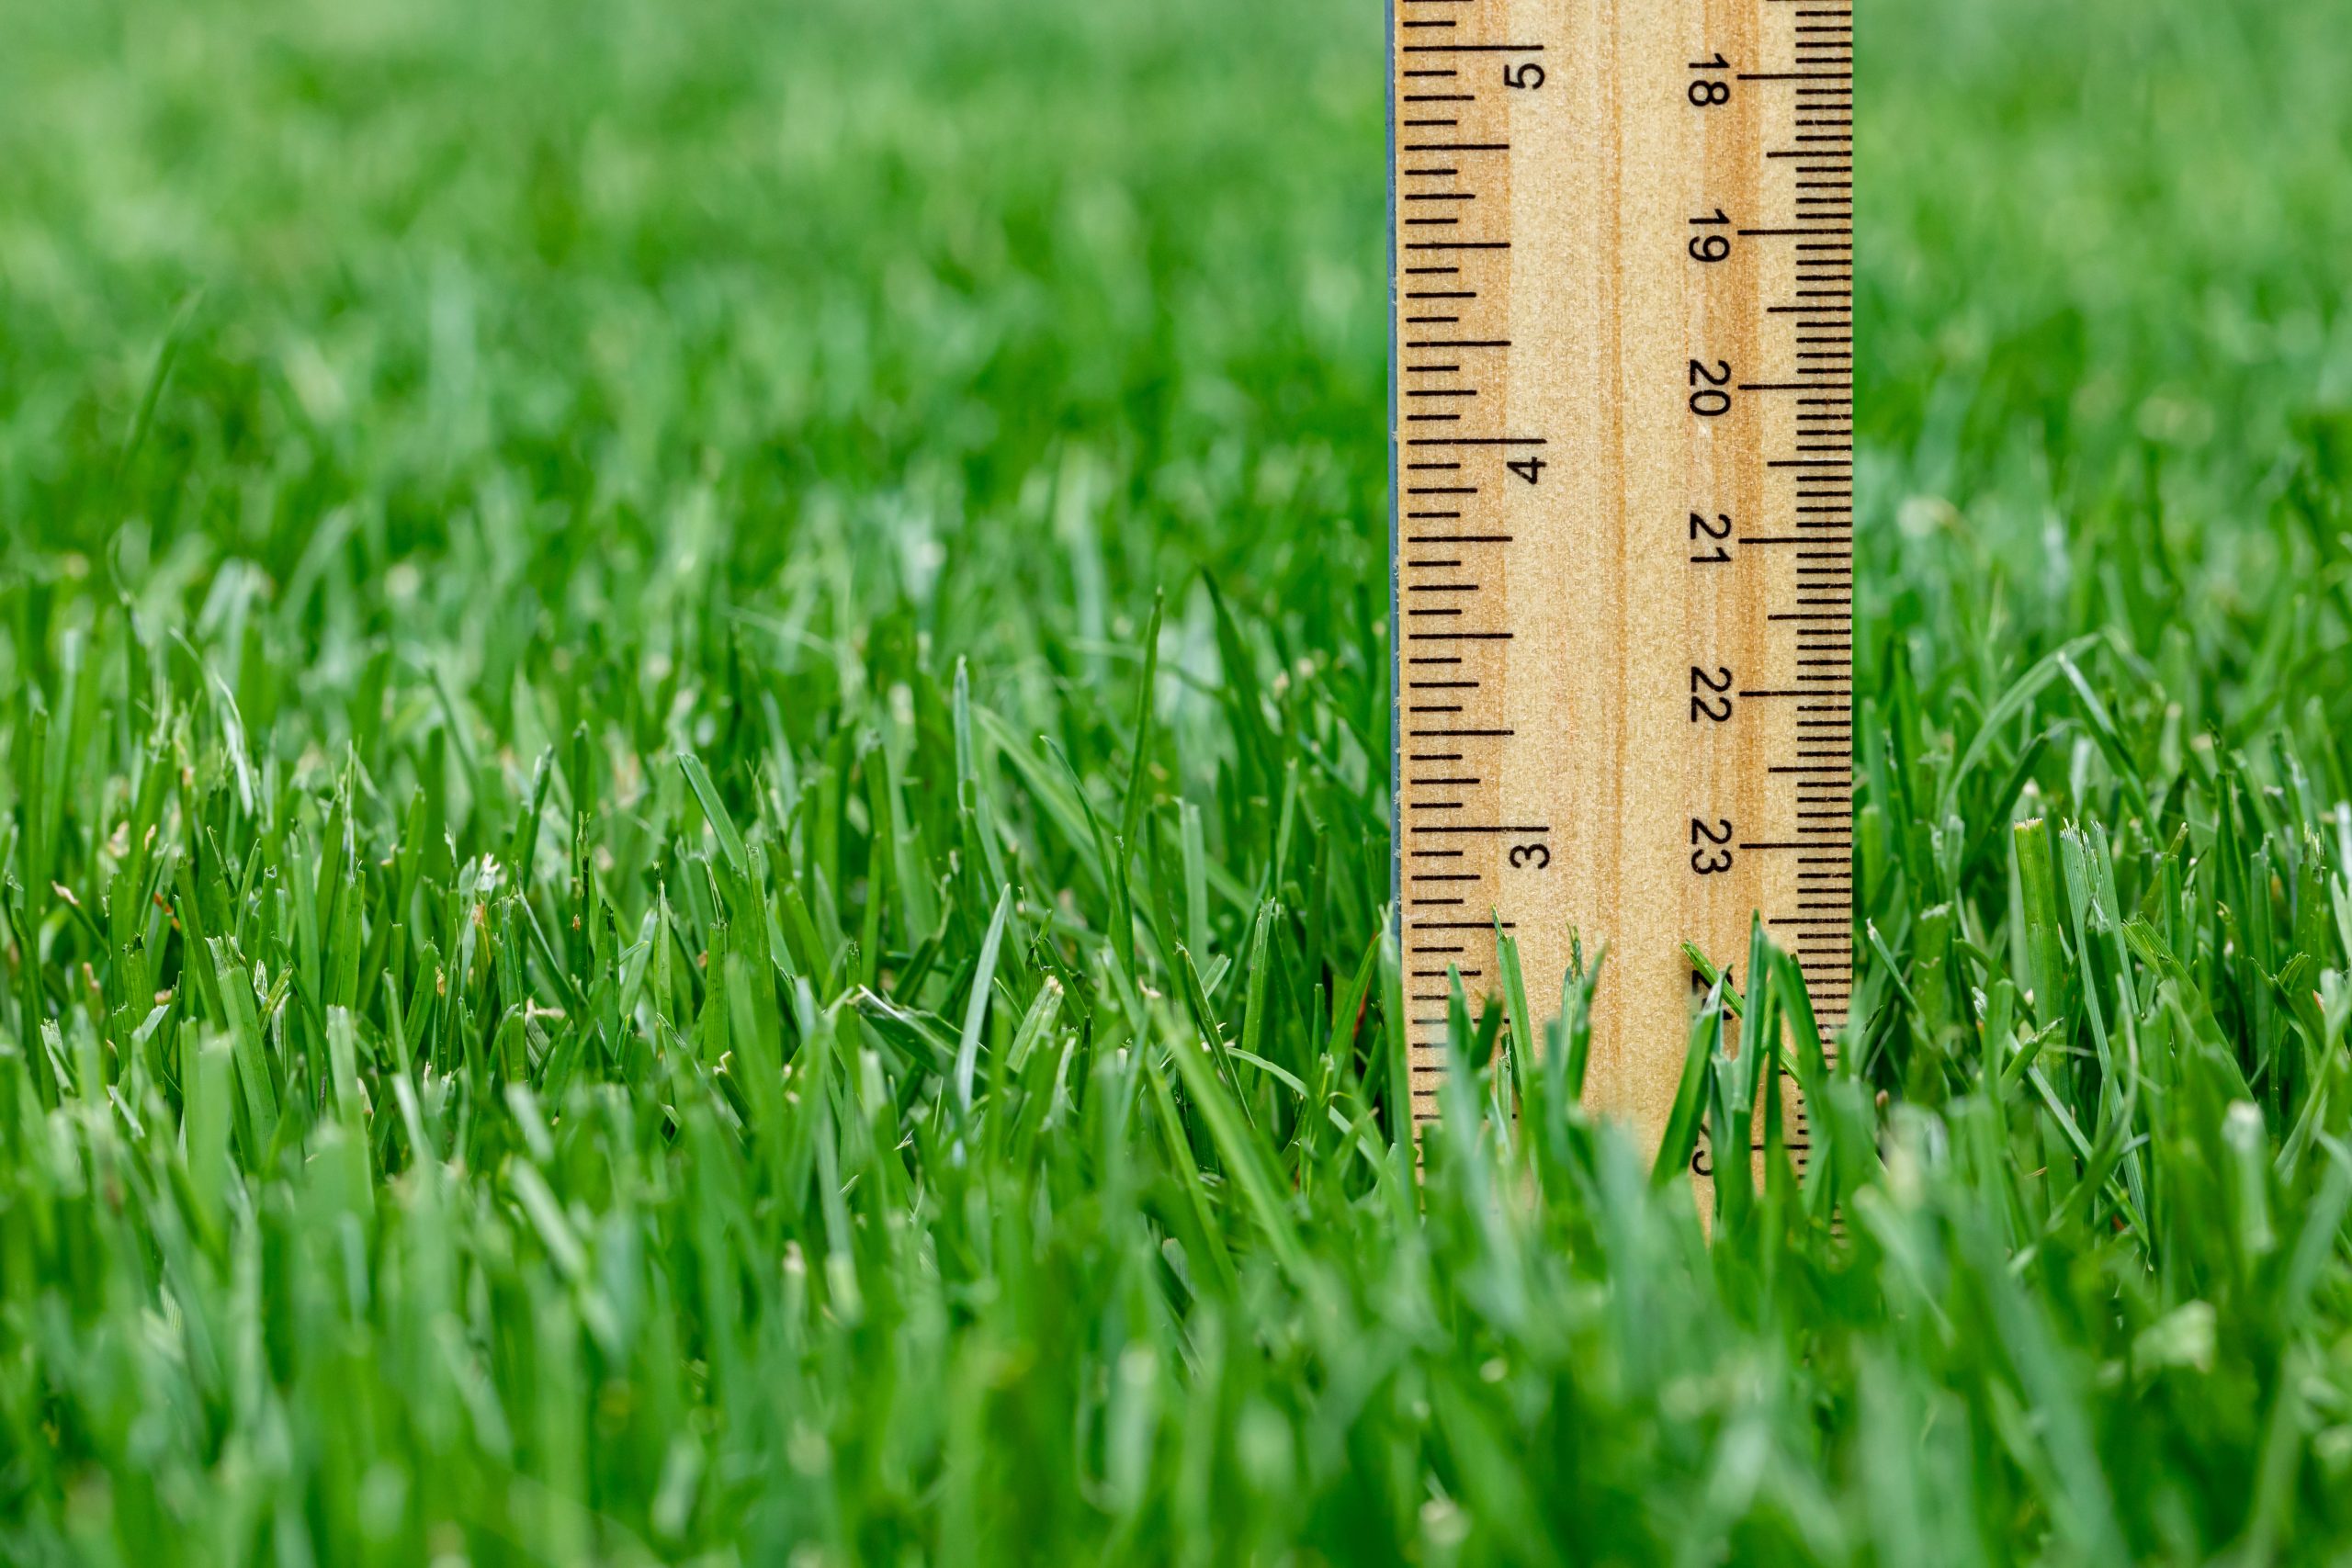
[7,0,2352,705]
[2,0,1388,670]
[5,0,2352,1562]
[8,0,2352,755]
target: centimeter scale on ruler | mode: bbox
[1388,0,1852,1173]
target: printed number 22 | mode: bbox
[1690,665,1733,723]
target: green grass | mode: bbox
[5,0,2352,1561]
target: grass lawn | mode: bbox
[6,0,2352,1561]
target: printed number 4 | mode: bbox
[1509,457,1545,485]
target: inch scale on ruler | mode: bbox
[1389,0,1852,1170]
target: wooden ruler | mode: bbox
[1389,0,1852,1168]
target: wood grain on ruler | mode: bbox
[1391,0,1852,1168]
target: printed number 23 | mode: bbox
[1690,817,1734,874]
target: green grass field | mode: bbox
[6,0,2352,1561]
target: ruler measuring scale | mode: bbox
[1389,0,1853,1168]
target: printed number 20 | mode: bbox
[1689,359,1732,418]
